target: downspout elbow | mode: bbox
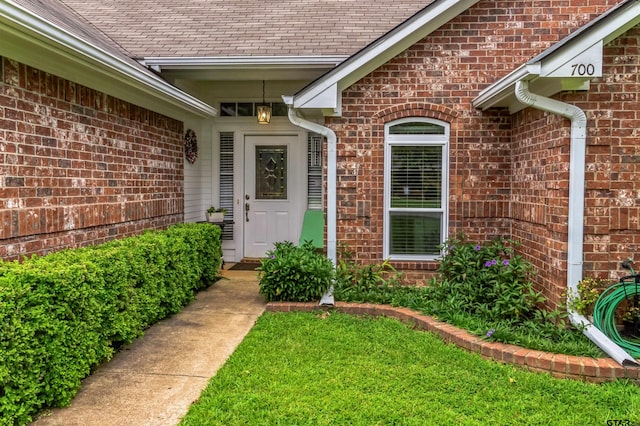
[286,104,334,140]
[515,80,586,124]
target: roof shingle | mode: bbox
[57,0,434,58]
[13,0,131,59]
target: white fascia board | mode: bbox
[473,0,640,112]
[293,82,340,111]
[473,65,533,110]
[292,0,480,112]
[0,1,216,118]
[141,56,348,70]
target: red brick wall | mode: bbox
[0,58,184,260]
[326,1,624,305]
[584,26,640,282]
[510,106,572,306]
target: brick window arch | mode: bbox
[384,117,449,260]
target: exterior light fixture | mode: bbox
[257,80,271,124]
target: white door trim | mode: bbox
[212,122,307,262]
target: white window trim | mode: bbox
[383,117,450,261]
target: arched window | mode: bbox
[384,118,449,260]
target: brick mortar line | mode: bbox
[266,302,640,384]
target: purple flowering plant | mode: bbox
[431,233,544,323]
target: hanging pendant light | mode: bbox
[257,80,271,125]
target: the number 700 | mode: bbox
[570,63,596,76]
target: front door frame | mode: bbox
[213,122,308,262]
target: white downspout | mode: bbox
[282,98,336,305]
[515,80,638,366]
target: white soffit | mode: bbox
[291,0,480,114]
[473,0,640,113]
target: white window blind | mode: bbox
[390,145,442,209]
[219,132,234,240]
[307,133,323,210]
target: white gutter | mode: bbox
[283,97,336,305]
[515,80,639,367]
[1,0,216,118]
[140,56,348,70]
[473,65,530,110]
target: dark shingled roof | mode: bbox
[56,0,434,58]
[13,0,130,58]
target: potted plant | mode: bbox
[206,206,226,223]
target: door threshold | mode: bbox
[240,257,263,263]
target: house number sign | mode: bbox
[541,40,603,79]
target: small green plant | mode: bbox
[335,242,402,288]
[568,273,640,333]
[333,242,405,304]
[567,276,610,317]
[206,206,227,214]
[257,241,334,302]
[423,234,583,346]
[622,305,640,322]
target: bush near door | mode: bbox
[257,241,334,302]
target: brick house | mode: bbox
[1,1,639,360]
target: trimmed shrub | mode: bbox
[0,223,222,425]
[257,241,334,302]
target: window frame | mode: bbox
[383,117,449,261]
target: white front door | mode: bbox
[243,135,301,258]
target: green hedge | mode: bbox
[0,223,222,425]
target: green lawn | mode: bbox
[181,312,640,426]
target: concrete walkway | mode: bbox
[32,268,264,426]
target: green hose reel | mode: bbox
[592,261,640,358]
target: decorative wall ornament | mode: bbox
[184,129,198,164]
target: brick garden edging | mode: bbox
[266,302,640,384]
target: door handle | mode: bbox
[245,202,250,222]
